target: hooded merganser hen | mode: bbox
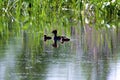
[52,30,70,41]
[44,35,52,41]
[52,30,62,41]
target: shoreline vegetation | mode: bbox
[0,0,120,33]
[0,0,120,51]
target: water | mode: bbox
[0,0,120,79]
[0,29,120,80]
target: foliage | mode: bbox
[0,0,119,32]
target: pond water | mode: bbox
[0,28,120,80]
[0,0,120,80]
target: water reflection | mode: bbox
[0,37,22,80]
[0,28,120,80]
[108,60,120,80]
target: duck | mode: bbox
[44,35,52,41]
[52,30,62,41]
[61,36,70,43]
[52,29,70,41]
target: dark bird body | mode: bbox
[52,30,70,43]
[61,36,70,43]
[44,35,52,41]
[52,30,62,41]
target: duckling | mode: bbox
[44,35,52,41]
[61,36,70,43]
